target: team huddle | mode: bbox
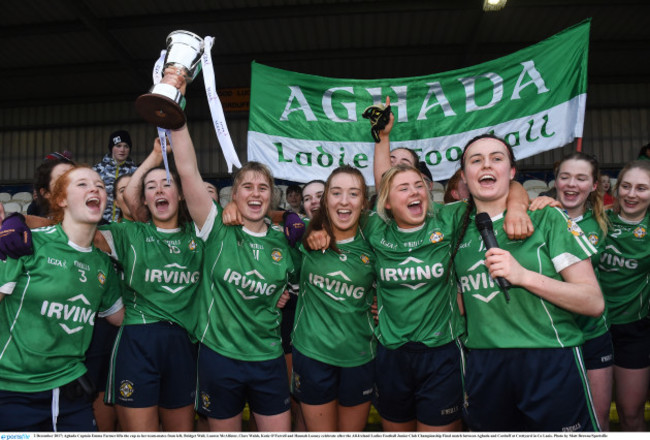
[0,103,649,433]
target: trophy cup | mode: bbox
[135,30,204,129]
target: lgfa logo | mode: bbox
[633,226,646,239]
[271,249,283,262]
[588,234,599,246]
[97,271,106,285]
[430,231,444,244]
[567,219,583,237]
[189,239,197,251]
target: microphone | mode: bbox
[475,212,511,302]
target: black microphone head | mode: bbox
[475,212,493,231]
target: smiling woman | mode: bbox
[549,152,612,430]
[0,165,124,432]
[169,123,297,433]
[598,160,650,432]
[292,166,377,432]
[451,134,604,432]
[98,145,203,432]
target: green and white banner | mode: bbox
[248,20,590,184]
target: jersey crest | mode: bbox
[271,248,283,262]
[633,226,646,238]
[567,219,583,237]
[429,230,444,243]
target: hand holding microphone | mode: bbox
[475,212,511,302]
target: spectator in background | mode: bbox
[599,174,614,207]
[93,130,138,223]
[26,151,75,217]
[285,184,303,214]
[636,143,650,161]
[301,180,325,220]
[205,182,220,203]
[389,147,418,167]
[443,169,470,204]
[417,161,434,191]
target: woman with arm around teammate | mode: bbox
[598,160,650,431]
[451,135,604,431]
[170,124,295,432]
[0,165,124,431]
[292,166,377,431]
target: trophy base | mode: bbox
[135,92,186,130]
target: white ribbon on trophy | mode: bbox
[148,37,242,180]
[152,50,174,183]
[201,36,242,173]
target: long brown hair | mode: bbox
[303,166,369,253]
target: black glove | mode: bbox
[362,104,392,143]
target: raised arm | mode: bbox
[168,125,214,230]
[124,139,164,223]
[373,97,394,188]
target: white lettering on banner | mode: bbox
[512,61,550,100]
[323,87,356,122]
[459,73,504,113]
[249,95,584,184]
[279,61,549,124]
[280,86,317,121]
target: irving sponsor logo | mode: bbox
[40,294,95,334]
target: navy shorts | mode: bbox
[291,348,375,406]
[106,322,197,408]
[0,384,96,432]
[374,341,462,426]
[85,316,119,391]
[582,331,614,370]
[610,318,650,369]
[196,343,290,419]
[463,347,599,432]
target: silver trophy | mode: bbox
[135,30,204,129]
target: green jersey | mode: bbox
[195,203,295,361]
[363,202,465,349]
[455,207,596,349]
[573,211,609,339]
[598,210,650,324]
[0,225,122,392]
[99,220,203,329]
[292,232,377,367]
